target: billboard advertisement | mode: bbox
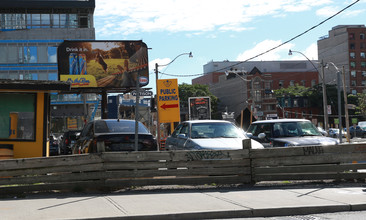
[57,40,149,90]
[189,97,211,120]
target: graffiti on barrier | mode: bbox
[185,150,231,161]
[303,146,324,156]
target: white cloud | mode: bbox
[149,58,171,73]
[95,0,332,37]
[236,40,295,61]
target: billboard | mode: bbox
[189,97,211,120]
[57,40,148,90]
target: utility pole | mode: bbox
[155,63,161,150]
[321,60,329,132]
[342,66,350,142]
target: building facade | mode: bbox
[193,61,320,128]
[318,25,366,94]
[0,0,96,133]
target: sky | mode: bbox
[94,0,366,93]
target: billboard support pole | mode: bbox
[134,72,140,151]
[101,90,108,119]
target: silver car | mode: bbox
[165,120,264,150]
[246,119,339,147]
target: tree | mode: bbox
[178,83,219,119]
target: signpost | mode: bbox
[157,79,180,123]
[188,97,211,120]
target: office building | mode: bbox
[0,0,96,133]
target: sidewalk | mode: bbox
[1,183,366,220]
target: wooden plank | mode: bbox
[254,163,366,174]
[254,172,366,182]
[103,159,250,170]
[250,144,366,159]
[0,163,103,178]
[252,153,366,167]
[0,154,102,171]
[101,149,249,162]
[0,171,107,185]
[0,180,105,195]
[102,167,251,179]
[105,175,251,187]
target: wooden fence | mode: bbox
[1,143,366,194]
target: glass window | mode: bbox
[350,43,355,50]
[351,70,356,77]
[350,52,356,59]
[352,90,357,95]
[48,73,58,81]
[24,46,37,63]
[290,80,295,86]
[0,93,35,140]
[362,62,366,68]
[311,80,316,87]
[361,43,365,49]
[349,33,355,40]
[352,80,356,86]
[301,80,305,86]
[350,62,356,68]
[361,52,366,59]
[362,81,366,86]
[69,14,78,28]
[279,80,284,87]
[361,33,365,40]
[47,47,57,63]
[362,71,366,77]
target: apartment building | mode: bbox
[318,25,366,94]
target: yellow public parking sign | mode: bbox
[157,79,180,123]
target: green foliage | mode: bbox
[274,84,311,97]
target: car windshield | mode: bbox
[94,120,149,134]
[248,121,322,138]
[191,122,244,139]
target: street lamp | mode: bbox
[155,52,193,149]
[327,62,350,143]
[289,50,329,132]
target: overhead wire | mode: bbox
[158,0,360,78]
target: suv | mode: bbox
[246,119,339,147]
[348,126,366,138]
[59,130,81,155]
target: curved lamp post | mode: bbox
[327,62,349,143]
[155,52,193,149]
[289,49,329,132]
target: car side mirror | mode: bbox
[178,134,187,139]
[258,133,266,139]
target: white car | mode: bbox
[165,120,264,150]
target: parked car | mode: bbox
[49,134,60,156]
[317,127,328,136]
[328,128,347,139]
[347,126,366,138]
[72,119,157,154]
[59,130,81,155]
[165,120,264,150]
[246,119,339,147]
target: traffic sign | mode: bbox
[157,79,180,123]
[131,90,153,96]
